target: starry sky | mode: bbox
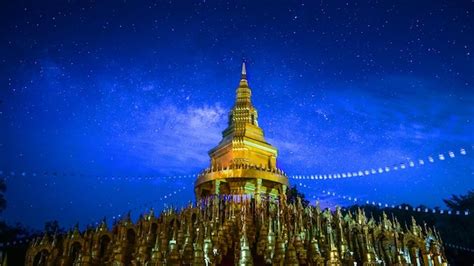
[0,0,473,229]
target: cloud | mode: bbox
[123,102,227,173]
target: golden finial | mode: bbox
[241,61,247,79]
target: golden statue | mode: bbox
[25,62,448,265]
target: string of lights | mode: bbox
[290,147,471,181]
[0,186,189,249]
[0,170,197,182]
[0,147,471,248]
[97,175,196,181]
[296,182,470,216]
[3,146,471,183]
[444,243,474,253]
[88,185,189,226]
[0,237,31,249]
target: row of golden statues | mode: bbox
[26,195,447,265]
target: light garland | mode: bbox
[0,146,471,248]
[3,147,471,183]
[0,186,189,249]
[444,243,474,253]
[290,147,471,180]
[0,171,197,182]
[296,182,470,216]
[91,185,188,225]
[97,175,196,181]
[0,237,32,248]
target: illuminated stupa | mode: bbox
[25,63,448,266]
[195,62,288,200]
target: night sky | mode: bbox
[0,1,473,229]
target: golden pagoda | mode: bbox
[24,62,448,266]
[195,62,288,200]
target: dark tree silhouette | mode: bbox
[43,220,65,235]
[286,185,309,207]
[443,189,474,212]
[0,180,30,265]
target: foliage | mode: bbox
[44,220,64,235]
[443,189,474,211]
[286,185,309,207]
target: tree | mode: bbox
[44,220,64,235]
[443,189,474,212]
[438,190,474,265]
[286,185,309,207]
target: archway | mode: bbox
[98,234,111,262]
[150,222,158,243]
[200,189,211,199]
[377,234,394,264]
[406,240,423,265]
[124,228,136,264]
[69,242,82,264]
[147,223,159,256]
[33,249,49,266]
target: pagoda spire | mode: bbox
[195,61,286,200]
[237,61,250,90]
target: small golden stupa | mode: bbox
[25,62,448,266]
[195,62,288,200]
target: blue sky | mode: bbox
[0,0,473,229]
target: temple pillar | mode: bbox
[214,180,221,195]
[422,251,433,266]
[255,178,262,203]
[280,184,287,204]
